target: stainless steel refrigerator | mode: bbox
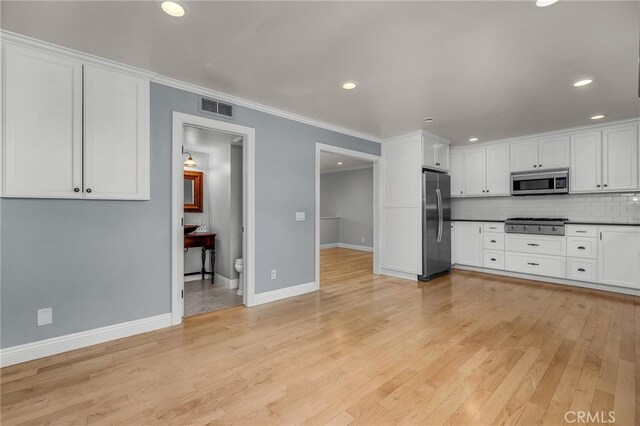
[418,169,451,281]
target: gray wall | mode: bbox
[451,192,640,223]
[320,167,374,248]
[320,218,339,245]
[229,145,243,280]
[0,82,380,348]
[208,144,232,279]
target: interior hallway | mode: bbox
[1,251,637,425]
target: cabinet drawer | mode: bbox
[483,223,504,233]
[484,232,504,250]
[567,258,598,282]
[505,234,566,256]
[484,250,504,270]
[505,252,566,278]
[566,225,598,238]
[566,237,597,259]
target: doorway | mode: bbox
[172,112,256,325]
[315,143,381,286]
[182,126,244,316]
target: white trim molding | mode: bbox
[0,313,172,367]
[252,281,318,306]
[320,243,374,252]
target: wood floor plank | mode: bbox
[1,248,637,425]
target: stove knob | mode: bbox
[538,226,542,231]
[511,225,516,230]
[552,226,557,231]
[523,225,528,230]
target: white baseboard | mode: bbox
[184,273,238,289]
[379,267,418,281]
[320,243,373,252]
[251,281,318,306]
[453,265,640,297]
[0,313,172,368]
[338,243,373,252]
[320,243,339,249]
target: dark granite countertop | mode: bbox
[452,219,505,223]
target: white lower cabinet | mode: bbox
[454,222,483,267]
[505,252,566,279]
[598,226,640,289]
[505,234,566,257]
[451,223,456,264]
[567,258,598,282]
[566,237,597,259]
[484,250,504,270]
[484,232,504,250]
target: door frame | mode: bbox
[315,143,381,286]
[171,112,256,325]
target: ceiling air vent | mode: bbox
[199,96,234,119]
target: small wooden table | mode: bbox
[184,232,216,283]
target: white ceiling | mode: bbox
[320,151,372,174]
[2,1,639,145]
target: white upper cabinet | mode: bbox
[602,125,638,191]
[422,134,450,172]
[510,139,538,172]
[538,135,570,170]
[510,136,569,172]
[450,150,464,197]
[598,226,640,289]
[2,42,151,200]
[463,147,486,196]
[485,144,510,196]
[570,131,602,192]
[3,44,84,198]
[570,124,638,193]
[83,65,150,199]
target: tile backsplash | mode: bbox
[451,193,640,223]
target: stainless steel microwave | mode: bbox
[510,169,569,195]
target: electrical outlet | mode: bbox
[270,269,277,280]
[295,212,305,221]
[37,308,52,326]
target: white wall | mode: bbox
[451,192,640,223]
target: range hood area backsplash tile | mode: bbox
[451,193,640,223]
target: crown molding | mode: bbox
[450,116,640,150]
[152,75,382,143]
[0,29,382,144]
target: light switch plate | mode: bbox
[37,307,52,326]
[295,212,305,221]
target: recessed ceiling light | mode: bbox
[423,117,435,123]
[536,0,559,7]
[341,81,357,90]
[469,137,479,142]
[590,114,606,120]
[160,1,186,17]
[573,79,593,87]
[337,162,343,165]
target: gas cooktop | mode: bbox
[505,218,567,236]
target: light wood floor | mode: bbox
[1,248,638,425]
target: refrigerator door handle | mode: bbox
[436,188,443,242]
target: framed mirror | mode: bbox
[184,171,204,212]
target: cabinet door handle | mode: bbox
[491,240,497,243]
[482,190,485,193]
[435,162,441,166]
[74,188,80,192]
[491,258,497,261]
[479,227,482,234]
[604,184,608,187]
[527,243,539,246]
[577,268,586,272]
[539,164,542,167]
[528,262,539,266]
[577,246,586,250]
[533,165,537,168]
[597,184,601,188]
[576,230,587,233]
[489,227,497,230]
[486,189,490,193]
[86,188,92,193]
[600,232,602,240]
